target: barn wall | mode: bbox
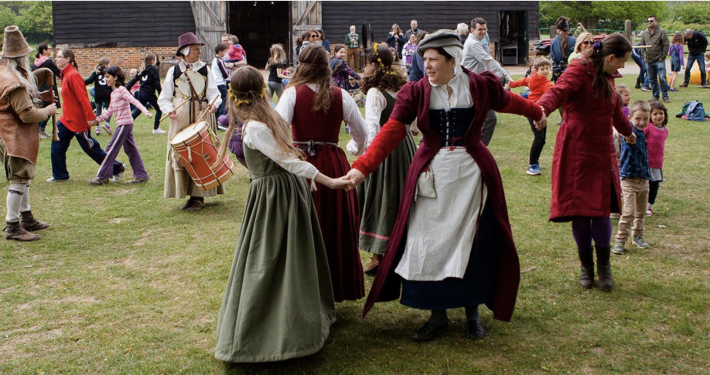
[53,1,195,47]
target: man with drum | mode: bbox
[158,32,222,211]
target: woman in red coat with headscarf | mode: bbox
[536,34,635,291]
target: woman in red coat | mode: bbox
[344,30,545,342]
[536,34,635,291]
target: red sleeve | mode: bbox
[536,64,582,117]
[70,75,96,121]
[352,119,407,176]
[509,76,529,89]
[500,92,543,121]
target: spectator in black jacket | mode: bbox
[680,29,708,88]
[85,57,113,135]
[32,42,61,139]
[126,54,164,134]
[386,24,407,59]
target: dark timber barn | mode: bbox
[53,1,539,75]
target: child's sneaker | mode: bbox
[95,126,100,135]
[102,123,113,135]
[526,164,541,176]
[612,240,625,255]
[345,125,350,133]
[646,207,653,216]
[632,235,649,248]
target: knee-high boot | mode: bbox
[577,247,594,289]
[595,246,614,291]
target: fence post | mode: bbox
[549,26,556,38]
[624,20,632,43]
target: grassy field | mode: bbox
[1,73,709,374]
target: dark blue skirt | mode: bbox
[400,202,499,310]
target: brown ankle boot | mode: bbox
[364,254,382,275]
[577,247,595,289]
[596,246,614,291]
[20,211,49,231]
[4,221,41,241]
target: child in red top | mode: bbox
[644,101,669,216]
[225,35,246,63]
[510,57,554,175]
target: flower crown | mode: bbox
[373,43,400,77]
[228,85,266,106]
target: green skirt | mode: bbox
[358,131,416,255]
[215,168,336,363]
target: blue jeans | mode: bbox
[684,53,707,85]
[647,60,669,100]
[216,84,228,118]
[50,121,124,180]
[631,52,646,85]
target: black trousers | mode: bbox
[528,118,547,165]
[131,92,162,130]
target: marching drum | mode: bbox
[170,121,236,191]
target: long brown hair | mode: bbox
[585,33,632,101]
[140,53,156,72]
[361,43,406,93]
[95,57,110,72]
[285,44,334,113]
[556,16,571,58]
[213,66,304,169]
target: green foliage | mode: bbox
[670,1,710,25]
[0,1,52,43]
[540,1,667,30]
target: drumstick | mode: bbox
[194,95,221,124]
[159,100,189,123]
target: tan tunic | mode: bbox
[158,61,224,199]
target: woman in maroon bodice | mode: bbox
[276,45,368,302]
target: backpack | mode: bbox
[677,101,709,122]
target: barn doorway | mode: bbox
[498,11,528,66]
[228,1,290,68]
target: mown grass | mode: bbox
[1,74,709,374]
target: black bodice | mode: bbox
[428,106,476,147]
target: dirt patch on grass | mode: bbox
[133,229,153,247]
[109,217,134,224]
[112,188,137,196]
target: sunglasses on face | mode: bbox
[647,19,655,23]
[310,34,318,38]
[582,41,592,45]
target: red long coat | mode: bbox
[536,61,632,221]
[353,69,542,322]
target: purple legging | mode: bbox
[571,217,612,250]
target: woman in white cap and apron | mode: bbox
[344,30,546,342]
[158,32,222,211]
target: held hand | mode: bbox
[534,106,548,131]
[45,103,57,116]
[343,168,366,190]
[146,113,154,119]
[169,111,178,119]
[625,132,637,145]
[327,177,352,190]
[503,82,511,91]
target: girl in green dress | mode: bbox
[214,66,348,363]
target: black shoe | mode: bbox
[412,321,448,342]
[466,316,486,339]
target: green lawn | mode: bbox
[1,74,709,374]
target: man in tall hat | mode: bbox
[158,32,222,211]
[0,26,56,241]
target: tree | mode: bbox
[0,1,52,43]
[540,1,667,31]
